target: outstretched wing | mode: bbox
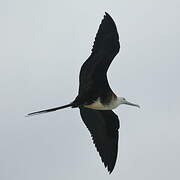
[79,107,120,173]
[79,12,120,95]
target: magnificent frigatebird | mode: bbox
[27,12,140,173]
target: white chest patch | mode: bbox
[84,97,121,110]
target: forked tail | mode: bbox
[26,103,72,117]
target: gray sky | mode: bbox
[0,0,180,179]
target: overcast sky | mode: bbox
[0,0,180,179]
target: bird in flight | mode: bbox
[27,12,140,173]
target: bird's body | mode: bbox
[27,12,140,173]
[84,96,121,110]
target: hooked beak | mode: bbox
[124,100,140,108]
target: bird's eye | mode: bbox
[123,98,126,101]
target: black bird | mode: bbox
[27,12,140,173]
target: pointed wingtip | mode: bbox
[104,12,113,19]
[104,12,110,17]
[107,163,115,174]
[103,12,117,29]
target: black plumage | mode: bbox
[79,107,119,173]
[27,12,121,173]
[73,12,120,106]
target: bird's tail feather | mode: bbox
[26,103,72,117]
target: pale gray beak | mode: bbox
[124,100,140,108]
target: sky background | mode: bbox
[0,0,180,179]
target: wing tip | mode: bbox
[104,12,110,17]
[107,164,115,174]
[104,12,114,21]
[103,158,116,174]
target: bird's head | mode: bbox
[118,97,140,108]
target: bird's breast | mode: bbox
[84,96,120,110]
